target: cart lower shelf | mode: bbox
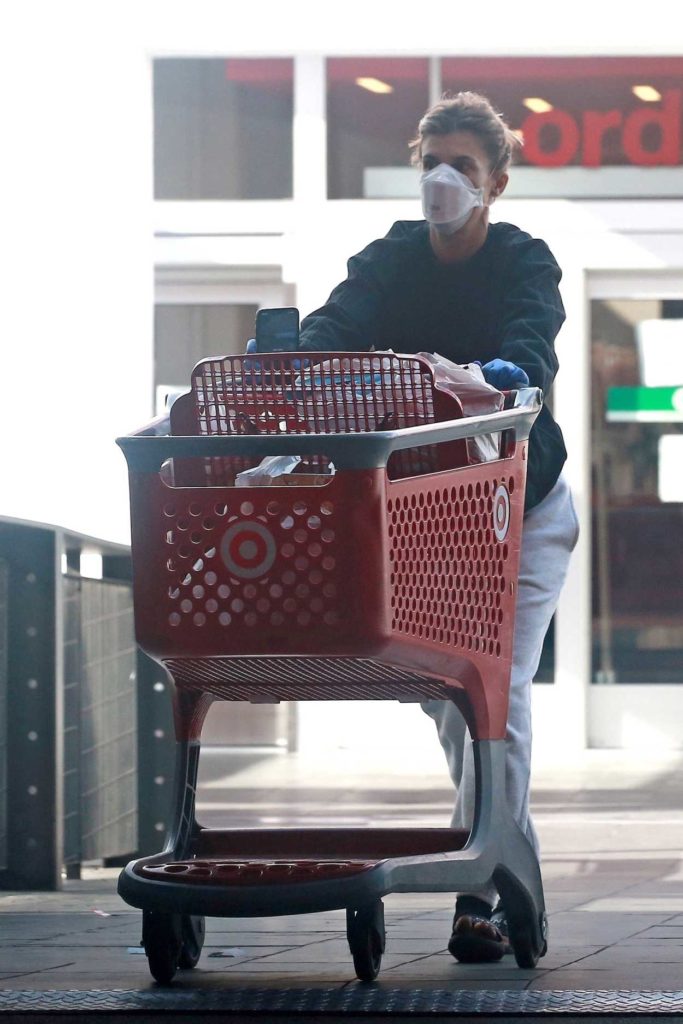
[120,827,472,919]
[119,825,547,984]
[132,827,470,888]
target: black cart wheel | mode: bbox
[178,914,205,969]
[346,901,386,982]
[142,910,183,984]
[511,912,548,969]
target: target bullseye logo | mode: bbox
[493,484,510,542]
[220,521,276,579]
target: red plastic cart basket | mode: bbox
[117,352,547,984]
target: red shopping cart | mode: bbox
[117,352,546,984]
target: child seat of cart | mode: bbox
[165,351,505,487]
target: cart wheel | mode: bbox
[346,901,386,982]
[178,914,205,969]
[142,910,182,984]
[511,911,548,969]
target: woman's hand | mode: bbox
[481,358,529,389]
[244,338,305,372]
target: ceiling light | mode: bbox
[355,77,394,95]
[522,97,553,114]
[632,84,662,102]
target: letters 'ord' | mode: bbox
[521,89,682,168]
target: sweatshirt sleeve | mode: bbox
[298,233,406,352]
[497,238,566,395]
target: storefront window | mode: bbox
[154,59,293,200]
[441,57,683,169]
[591,298,683,684]
[326,58,429,198]
[154,304,258,410]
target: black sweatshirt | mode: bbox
[299,219,567,511]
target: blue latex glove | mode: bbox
[481,358,529,389]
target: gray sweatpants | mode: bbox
[421,474,579,906]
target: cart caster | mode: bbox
[346,901,386,982]
[142,910,182,984]
[511,911,548,969]
[178,914,205,969]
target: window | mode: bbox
[326,58,429,198]
[441,57,683,169]
[591,297,683,684]
[154,304,258,411]
[154,59,293,200]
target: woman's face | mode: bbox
[420,130,507,205]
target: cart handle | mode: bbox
[117,387,542,473]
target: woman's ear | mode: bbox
[489,172,509,202]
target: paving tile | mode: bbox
[381,924,449,938]
[529,966,683,990]
[534,948,605,968]
[541,910,666,942]
[201,932,337,948]
[0,893,129,913]
[631,925,683,939]
[0,916,133,945]
[567,945,683,966]
[208,961,366,975]
[585,896,683,913]
[206,915,346,933]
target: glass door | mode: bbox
[591,295,683,687]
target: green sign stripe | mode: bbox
[607,386,683,414]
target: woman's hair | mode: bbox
[409,91,522,174]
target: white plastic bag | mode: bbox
[417,352,504,463]
[235,454,302,486]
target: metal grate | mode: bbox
[0,558,8,871]
[62,575,82,865]
[164,655,451,701]
[79,579,137,862]
[63,577,138,864]
[5,988,683,1014]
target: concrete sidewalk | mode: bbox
[2,747,683,999]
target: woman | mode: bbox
[298,91,579,964]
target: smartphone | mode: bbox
[254,307,300,352]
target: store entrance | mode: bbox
[589,275,683,746]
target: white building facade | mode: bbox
[4,3,683,757]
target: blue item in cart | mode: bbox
[293,367,387,401]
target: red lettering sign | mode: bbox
[521,89,682,167]
[523,110,580,166]
[622,89,681,164]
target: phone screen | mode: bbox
[255,307,300,352]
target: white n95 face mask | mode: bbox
[420,163,485,235]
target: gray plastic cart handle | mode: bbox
[117,388,542,473]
